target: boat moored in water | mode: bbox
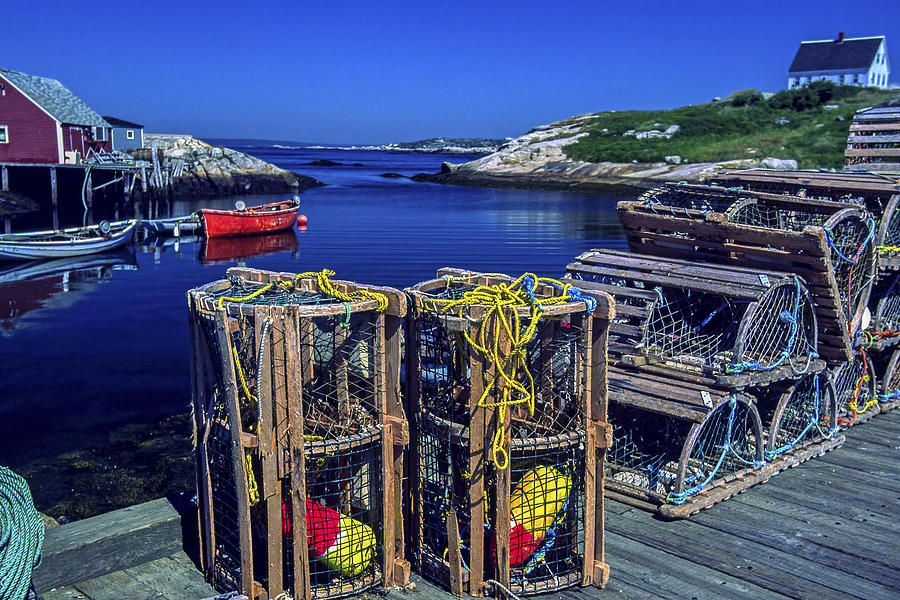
[198,197,300,238]
[0,219,139,261]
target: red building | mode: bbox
[0,67,112,164]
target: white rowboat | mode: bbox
[0,219,138,260]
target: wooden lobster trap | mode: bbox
[565,250,822,390]
[829,349,879,428]
[712,169,900,272]
[605,367,767,518]
[618,182,878,364]
[875,347,900,415]
[860,271,900,353]
[405,268,613,596]
[187,268,409,600]
[751,372,844,469]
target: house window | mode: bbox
[93,126,108,141]
[0,125,7,143]
[126,130,135,140]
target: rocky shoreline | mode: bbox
[139,134,323,198]
[303,136,506,155]
[413,116,800,194]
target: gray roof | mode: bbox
[788,37,884,73]
[0,68,110,128]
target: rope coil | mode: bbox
[0,466,44,600]
[424,274,594,469]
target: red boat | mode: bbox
[199,198,300,238]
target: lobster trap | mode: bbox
[405,268,613,596]
[829,350,879,428]
[605,367,766,518]
[187,268,409,600]
[752,372,843,463]
[565,250,821,389]
[876,347,900,413]
[712,170,900,273]
[860,271,900,352]
[618,182,878,364]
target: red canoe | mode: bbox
[199,199,300,238]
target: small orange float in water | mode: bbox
[297,214,308,225]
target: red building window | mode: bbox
[0,126,7,143]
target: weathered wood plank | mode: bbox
[608,504,892,600]
[33,498,182,593]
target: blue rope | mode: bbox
[726,276,804,374]
[539,277,597,314]
[666,396,738,505]
[0,466,44,600]
[695,300,729,333]
[765,374,820,459]
[823,218,876,264]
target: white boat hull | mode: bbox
[0,220,138,260]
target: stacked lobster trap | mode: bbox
[618,182,878,364]
[712,170,900,422]
[187,268,409,600]
[405,268,613,596]
[565,250,841,517]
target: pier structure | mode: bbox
[0,155,172,231]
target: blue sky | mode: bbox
[4,1,898,144]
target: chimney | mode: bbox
[837,31,845,43]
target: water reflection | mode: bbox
[200,231,299,265]
[0,249,137,335]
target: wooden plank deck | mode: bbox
[36,410,900,600]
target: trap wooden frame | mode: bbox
[565,249,823,391]
[712,170,900,272]
[404,268,614,596]
[188,267,410,600]
[618,187,877,365]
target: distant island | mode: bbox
[301,137,508,154]
[415,83,900,194]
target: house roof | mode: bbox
[0,68,109,128]
[788,36,884,73]
[102,116,144,129]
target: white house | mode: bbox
[787,33,890,89]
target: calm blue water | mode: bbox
[0,144,628,516]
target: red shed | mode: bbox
[0,68,112,164]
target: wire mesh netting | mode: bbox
[409,275,596,594]
[760,373,836,459]
[727,203,876,323]
[831,354,877,422]
[639,183,742,214]
[194,309,243,591]
[281,430,384,596]
[606,404,688,498]
[191,272,397,599]
[569,260,817,374]
[881,204,900,249]
[417,415,585,594]
[607,396,762,504]
[882,350,900,398]
[872,273,900,334]
[413,280,589,437]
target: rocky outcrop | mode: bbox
[414,116,799,193]
[304,137,506,154]
[137,134,323,198]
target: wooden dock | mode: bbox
[35,409,900,600]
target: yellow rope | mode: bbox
[216,269,389,502]
[245,451,259,505]
[294,269,390,311]
[877,245,900,254]
[425,274,578,469]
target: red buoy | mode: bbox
[297,214,308,225]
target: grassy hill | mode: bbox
[564,83,899,169]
